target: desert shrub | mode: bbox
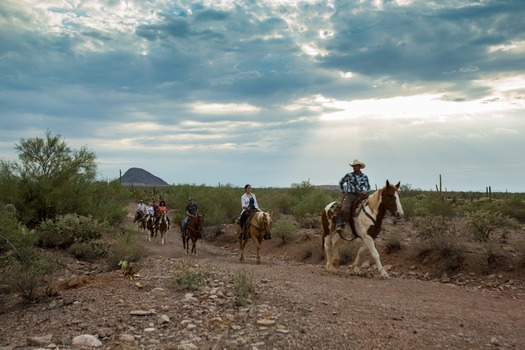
[272,218,298,246]
[399,197,418,220]
[233,269,255,306]
[297,212,321,229]
[338,244,355,266]
[69,241,109,261]
[482,244,508,269]
[412,215,454,240]
[383,231,404,254]
[411,235,464,275]
[291,190,333,218]
[172,260,207,291]
[463,209,516,242]
[36,214,108,249]
[516,240,525,269]
[2,250,57,302]
[106,231,149,270]
[299,241,322,261]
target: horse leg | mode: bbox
[324,233,337,272]
[239,237,245,262]
[349,242,366,275]
[191,238,197,255]
[251,230,262,264]
[361,235,389,278]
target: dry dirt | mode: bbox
[1,204,524,350]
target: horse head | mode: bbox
[381,180,404,219]
[262,212,273,236]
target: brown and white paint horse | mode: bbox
[154,212,169,245]
[321,180,404,278]
[236,211,273,264]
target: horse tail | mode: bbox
[321,208,329,253]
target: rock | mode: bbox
[71,334,102,348]
[26,335,52,346]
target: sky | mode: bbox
[1,0,524,192]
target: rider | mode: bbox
[136,199,148,222]
[336,159,370,233]
[239,184,270,239]
[182,197,199,233]
[154,200,170,229]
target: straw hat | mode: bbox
[349,159,366,169]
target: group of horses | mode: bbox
[132,180,404,278]
[134,209,204,253]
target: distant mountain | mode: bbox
[120,167,169,186]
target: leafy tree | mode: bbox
[0,130,97,225]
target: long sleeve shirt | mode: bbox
[339,172,370,193]
[241,193,260,214]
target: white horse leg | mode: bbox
[324,234,335,271]
[361,235,389,279]
[349,242,367,275]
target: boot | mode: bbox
[336,223,344,233]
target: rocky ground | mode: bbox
[1,207,524,350]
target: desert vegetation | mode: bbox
[1,131,525,305]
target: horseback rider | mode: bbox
[182,197,199,233]
[136,199,148,222]
[154,200,170,229]
[239,184,271,240]
[336,159,370,233]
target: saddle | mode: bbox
[335,194,367,237]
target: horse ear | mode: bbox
[396,181,401,189]
[386,179,391,187]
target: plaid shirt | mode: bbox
[339,172,370,193]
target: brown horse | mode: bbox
[236,211,273,264]
[181,214,204,255]
[134,210,146,231]
[321,180,404,278]
[154,212,169,245]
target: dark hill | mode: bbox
[120,167,169,186]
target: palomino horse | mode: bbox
[181,214,204,255]
[321,180,404,278]
[154,212,169,245]
[236,211,273,264]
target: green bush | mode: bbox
[412,215,454,240]
[2,250,57,302]
[272,218,298,246]
[463,209,516,242]
[106,231,149,270]
[233,268,255,306]
[411,235,464,275]
[69,241,109,261]
[172,260,207,291]
[36,214,108,249]
[383,231,404,254]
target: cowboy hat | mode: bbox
[349,159,366,168]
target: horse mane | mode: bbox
[366,187,382,212]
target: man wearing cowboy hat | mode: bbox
[336,159,370,233]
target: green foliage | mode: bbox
[411,235,464,275]
[412,215,455,240]
[463,209,515,242]
[69,241,109,261]
[383,231,404,254]
[36,214,107,249]
[297,212,321,229]
[291,190,333,218]
[233,269,255,306]
[106,231,149,270]
[2,250,57,302]
[272,218,298,246]
[172,260,207,291]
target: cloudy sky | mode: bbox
[1,0,524,192]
